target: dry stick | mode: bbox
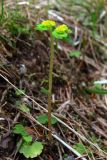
[47,31,54,140]
[0,73,106,156]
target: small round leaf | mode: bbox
[19,141,44,158]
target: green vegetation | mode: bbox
[85,80,107,94]
[73,143,87,155]
[36,20,71,139]
[37,114,58,125]
[0,1,107,159]
[13,124,44,158]
[69,50,81,58]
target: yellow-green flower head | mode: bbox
[52,24,71,39]
[36,20,56,31]
[42,20,56,28]
[55,24,69,33]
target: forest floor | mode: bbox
[0,0,107,160]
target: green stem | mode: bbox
[48,31,54,140]
[0,0,4,21]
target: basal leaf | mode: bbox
[13,124,32,143]
[37,114,48,124]
[37,114,57,125]
[19,141,43,158]
[13,124,26,135]
[23,135,32,143]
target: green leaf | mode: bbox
[69,50,81,58]
[40,87,48,95]
[37,114,48,124]
[13,124,26,135]
[36,24,49,31]
[51,117,58,125]
[94,83,102,89]
[23,135,32,143]
[91,12,97,25]
[37,114,57,125]
[52,31,68,39]
[19,141,43,158]
[85,87,107,94]
[19,103,30,113]
[13,124,32,143]
[65,36,73,45]
[73,143,87,155]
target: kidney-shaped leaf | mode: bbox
[13,124,32,143]
[19,141,44,158]
[37,114,57,125]
[13,124,26,135]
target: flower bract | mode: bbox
[36,20,56,31]
[52,24,71,39]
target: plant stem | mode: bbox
[48,31,54,140]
